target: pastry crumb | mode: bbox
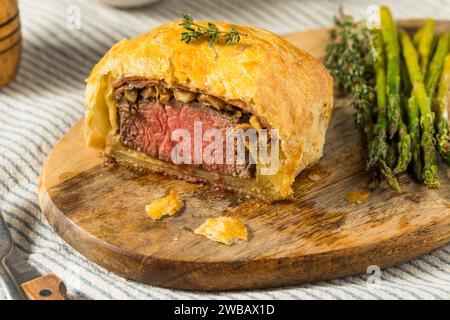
[145,189,184,220]
[308,173,321,181]
[345,191,372,204]
[194,217,248,246]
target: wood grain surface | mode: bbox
[38,20,450,291]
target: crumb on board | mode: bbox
[307,173,321,182]
[145,189,184,220]
[345,191,372,204]
[194,217,248,246]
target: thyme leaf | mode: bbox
[179,14,245,46]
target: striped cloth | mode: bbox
[1,0,450,300]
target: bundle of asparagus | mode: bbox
[325,6,450,191]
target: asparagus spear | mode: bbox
[436,53,450,165]
[418,19,435,75]
[400,53,412,94]
[380,7,401,138]
[368,30,389,166]
[425,32,450,100]
[379,160,401,191]
[407,96,424,181]
[386,143,398,169]
[394,120,412,174]
[413,27,423,48]
[379,8,412,174]
[361,103,401,192]
[392,56,413,175]
[401,31,440,188]
[401,44,423,181]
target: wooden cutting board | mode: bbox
[39,20,450,291]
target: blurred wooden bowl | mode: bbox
[98,0,160,8]
[0,0,21,88]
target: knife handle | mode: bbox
[21,274,67,300]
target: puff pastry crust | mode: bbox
[84,21,333,201]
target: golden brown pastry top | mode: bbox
[85,21,333,199]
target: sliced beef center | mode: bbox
[117,92,255,178]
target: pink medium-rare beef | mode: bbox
[123,99,231,162]
[118,98,254,178]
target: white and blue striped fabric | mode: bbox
[1,0,450,300]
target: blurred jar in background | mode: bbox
[0,0,21,88]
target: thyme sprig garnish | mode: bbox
[179,14,245,46]
[325,12,376,128]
